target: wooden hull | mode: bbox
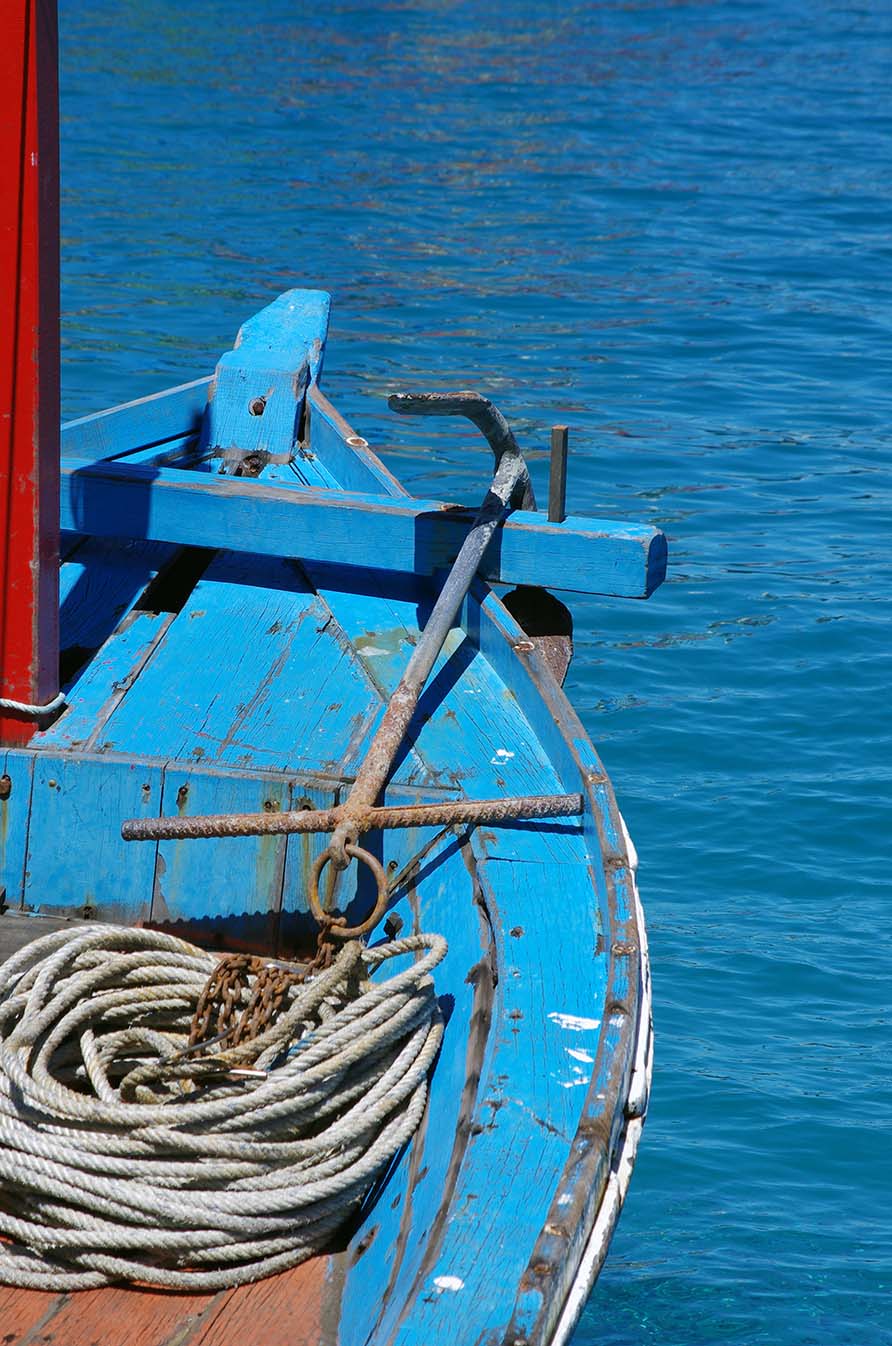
[0,292,658,1345]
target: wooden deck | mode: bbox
[0,1257,330,1346]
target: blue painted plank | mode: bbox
[61,376,211,462]
[93,552,391,781]
[151,767,325,951]
[0,752,35,909]
[339,828,495,1346]
[376,841,607,1346]
[23,755,163,923]
[54,537,177,693]
[59,458,667,599]
[306,384,407,497]
[41,610,176,752]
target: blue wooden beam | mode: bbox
[60,458,667,599]
[197,289,331,468]
[61,377,211,461]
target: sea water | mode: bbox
[60,2,891,1342]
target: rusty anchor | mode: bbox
[122,393,583,937]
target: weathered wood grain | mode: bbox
[197,290,330,475]
[0,750,34,910]
[183,1258,328,1346]
[0,1260,330,1346]
[0,1284,63,1343]
[22,756,162,923]
[14,1284,215,1346]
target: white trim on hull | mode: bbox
[549,813,654,1346]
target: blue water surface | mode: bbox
[60,2,891,1342]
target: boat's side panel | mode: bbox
[307,386,407,498]
[0,750,34,907]
[61,377,211,462]
[23,754,162,923]
[152,767,289,944]
[465,591,649,1344]
[367,834,607,1346]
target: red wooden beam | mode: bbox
[0,0,60,743]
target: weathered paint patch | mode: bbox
[566,1047,595,1064]
[548,1011,602,1032]
[432,1275,465,1293]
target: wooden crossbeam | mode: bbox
[60,458,667,599]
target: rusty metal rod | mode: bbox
[548,425,569,524]
[321,390,535,869]
[122,792,583,843]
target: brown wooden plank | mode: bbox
[0,1258,329,1346]
[17,1285,218,1346]
[184,1259,328,1346]
[0,1286,64,1344]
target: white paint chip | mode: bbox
[359,646,389,657]
[548,1011,601,1032]
[565,1047,595,1064]
[433,1275,465,1292]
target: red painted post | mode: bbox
[0,0,60,744]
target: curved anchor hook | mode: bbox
[388,391,536,511]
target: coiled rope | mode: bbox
[0,923,446,1291]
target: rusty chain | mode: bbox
[187,915,347,1053]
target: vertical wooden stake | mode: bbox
[548,425,568,524]
[0,0,60,744]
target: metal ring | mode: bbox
[308,844,389,939]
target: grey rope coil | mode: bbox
[0,923,446,1291]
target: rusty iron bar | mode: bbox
[122,791,584,843]
[318,390,537,871]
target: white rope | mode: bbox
[0,691,66,717]
[0,923,446,1290]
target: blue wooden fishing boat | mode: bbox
[0,4,663,1343]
